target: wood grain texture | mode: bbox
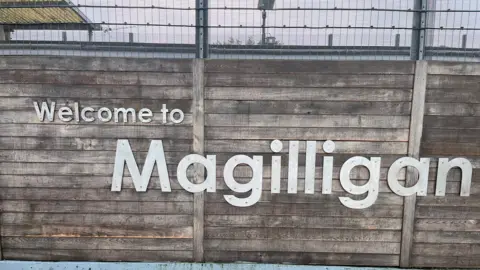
[400,60,427,267]
[205,251,399,266]
[2,249,193,262]
[206,114,410,128]
[1,225,193,238]
[428,62,480,76]
[205,215,402,230]
[0,84,192,99]
[204,240,400,254]
[205,60,414,74]
[205,227,401,241]
[206,73,413,88]
[0,57,193,72]
[2,237,193,250]
[206,127,409,141]
[0,70,192,86]
[192,59,205,262]
[205,100,412,115]
[206,87,412,101]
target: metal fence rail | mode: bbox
[0,0,479,61]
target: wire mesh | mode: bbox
[0,0,479,61]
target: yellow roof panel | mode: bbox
[0,0,99,29]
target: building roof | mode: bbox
[0,0,100,30]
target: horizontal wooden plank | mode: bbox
[205,100,411,115]
[414,231,480,244]
[205,240,400,254]
[0,57,193,72]
[0,188,193,202]
[0,175,190,189]
[205,202,403,218]
[2,237,192,251]
[0,150,185,164]
[206,127,409,141]
[425,103,480,116]
[205,251,399,266]
[206,73,414,88]
[1,224,193,238]
[421,128,480,143]
[210,155,405,169]
[205,227,401,242]
[205,60,414,74]
[0,84,192,99]
[415,219,480,232]
[417,196,480,206]
[416,206,480,219]
[206,87,412,101]
[206,114,410,129]
[0,201,193,214]
[0,124,192,139]
[0,70,192,86]
[423,116,480,129]
[0,98,192,112]
[426,89,480,104]
[428,62,480,76]
[412,243,480,256]
[0,137,192,152]
[206,140,408,155]
[2,249,193,262]
[0,163,181,176]
[1,213,193,227]
[205,215,402,230]
[0,111,193,126]
[206,192,404,205]
[412,255,480,268]
[421,142,480,156]
[427,75,480,89]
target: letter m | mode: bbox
[111,140,171,192]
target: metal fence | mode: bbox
[0,0,479,61]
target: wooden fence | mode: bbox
[0,57,478,268]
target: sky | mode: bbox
[9,0,480,48]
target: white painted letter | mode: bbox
[81,107,95,122]
[114,108,136,123]
[224,155,263,207]
[111,140,171,192]
[177,154,216,193]
[139,108,153,123]
[388,157,430,196]
[339,157,381,209]
[169,108,185,124]
[436,158,472,196]
[58,107,73,122]
[33,101,55,122]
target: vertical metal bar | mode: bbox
[462,34,467,49]
[62,31,67,42]
[328,34,333,47]
[395,34,401,47]
[410,0,427,60]
[0,25,5,41]
[196,0,209,58]
[261,10,267,45]
[129,33,134,43]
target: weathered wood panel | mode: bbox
[0,57,195,262]
[203,60,414,266]
[412,61,480,269]
[0,57,192,72]
[205,60,414,74]
[205,251,399,266]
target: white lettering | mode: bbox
[111,140,171,192]
[33,101,55,122]
[58,107,73,122]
